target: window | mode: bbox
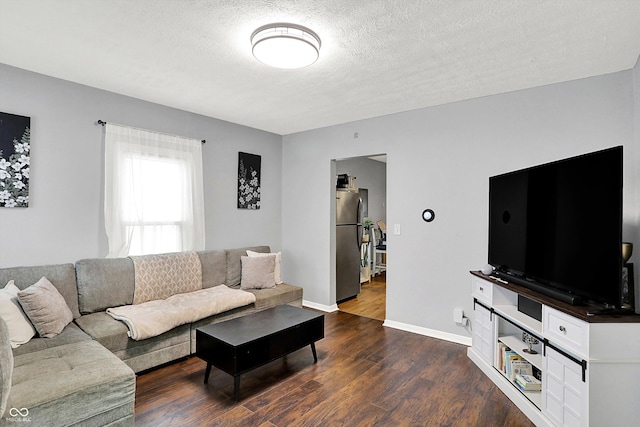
[104,123,205,257]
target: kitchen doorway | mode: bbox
[335,154,387,321]
[338,272,386,320]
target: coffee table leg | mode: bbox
[311,342,318,363]
[234,375,240,402]
[204,363,212,384]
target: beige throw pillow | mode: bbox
[246,250,283,284]
[240,255,276,289]
[0,280,36,348]
[17,276,73,338]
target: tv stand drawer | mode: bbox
[472,277,493,305]
[543,307,588,357]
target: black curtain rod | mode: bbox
[97,120,206,144]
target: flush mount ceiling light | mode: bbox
[251,23,321,69]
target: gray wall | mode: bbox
[2,60,639,341]
[0,64,283,267]
[336,157,387,225]
[282,68,639,338]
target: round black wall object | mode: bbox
[422,209,435,222]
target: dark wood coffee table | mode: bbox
[195,304,324,401]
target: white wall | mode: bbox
[282,70,638,339]
[336,157,387,224]
[0,64,283,267]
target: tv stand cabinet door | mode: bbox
[543,346,587,427]
[472,302,494,365]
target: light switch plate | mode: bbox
[393,224,401,235]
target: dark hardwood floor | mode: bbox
[135,310,533,426]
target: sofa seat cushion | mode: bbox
[11,322,92,357]
[8,340,135,426]
[75,312,191,373]
[0,317,13,419]
[247,283,303,310]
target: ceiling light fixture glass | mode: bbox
[251,23,321,69]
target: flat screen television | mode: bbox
[488,146,623,307]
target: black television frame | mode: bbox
[488,146,623,308]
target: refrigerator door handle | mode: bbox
[357,198,363,247]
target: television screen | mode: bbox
[488,146,622,307]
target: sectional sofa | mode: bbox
[0,246,302,426]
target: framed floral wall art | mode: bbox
[237,152,261,209]
[0,112,30,207]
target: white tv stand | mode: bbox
[468,271,640,426]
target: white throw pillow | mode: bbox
[0,280,36,348]
[246,250,283,284]
[240,255,277,289]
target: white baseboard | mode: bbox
[301,302,472,346]
[302,300,339,312]
[383,319,472,346]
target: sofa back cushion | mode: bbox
[75,258,135,314]
[130,252,202,304]
[225,246,270,287]
[0,264,80,319]
[197,250,227,288]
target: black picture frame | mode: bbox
[237,152,261,209]
[0,111,31,207]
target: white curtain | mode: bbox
[104,123,205,257]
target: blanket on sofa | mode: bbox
[106,285,256,340]
[130,251,202,304]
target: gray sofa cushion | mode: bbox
[246,283,304,310]
[0,317,13,419]
[197,250,227,288]
[8,340,135,426]
[0,264,80,319]
[225,246,270,287]
[75,312,191,373]
[10,322,92,357]
[76,257,135,314]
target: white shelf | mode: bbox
[493,304,543,335]
[498,335,543,370]
[495,367,542,409]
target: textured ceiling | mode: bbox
[1,1,640,135]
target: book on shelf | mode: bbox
[497,342,508,372]
[509,360,533,381]
[505,352,522,379]
[515,374,542,391]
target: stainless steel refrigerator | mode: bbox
[336,189,362,302]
